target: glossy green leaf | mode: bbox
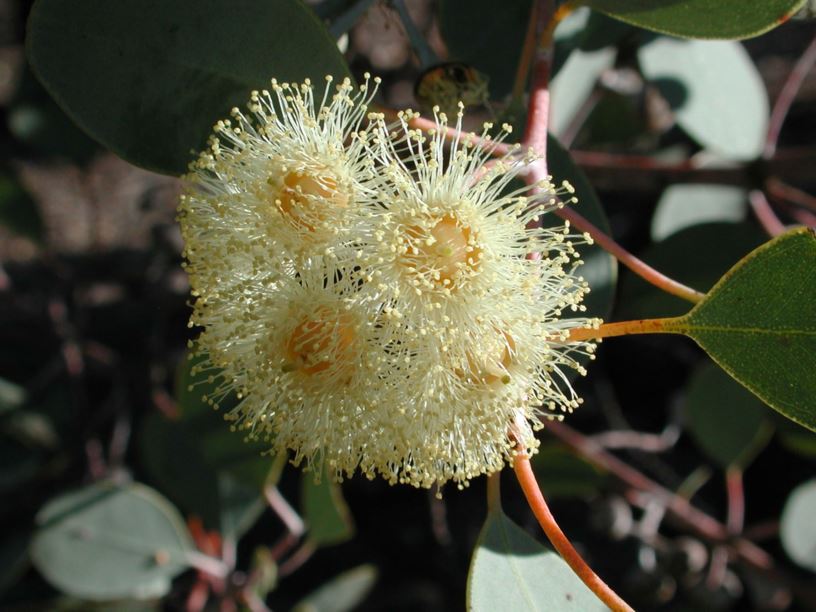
[666,228,816,431]
[467,509,605,611]
[7,66,99,164]
[27,0,350,175]
[142,350,277,535]
[30,481,194,600]
[780,479,816,571]
[685,362,773,469]
[618,222,765,320]
[140,350,277,535]
[585,0,805,39]
[639,39,768,161]
[532,444,608,498]
[292,565,378,612]
[548,136,617,321]
[302,469,355,547]
[437,0,532,98]
[651,184,747,241]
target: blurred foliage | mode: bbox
[0,0,815,610]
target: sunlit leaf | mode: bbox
[639,39,768,160]
[781,479,816,571]
[585,0,805,39]
[666,228,816,431]
[30,482,194,600]
[467,509,605,610]
[292,565,378,612]
[651,184,747,241]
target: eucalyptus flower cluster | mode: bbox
[178,74,600,490]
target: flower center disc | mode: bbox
[402,214,480,288]
[277,171,349,231]
[284,310,356,376]
[458,331,515,385]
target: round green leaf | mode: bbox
[302,469,355,547]
[584,0,806,39]
[0,173,44,244]
[666,228,816,432]
[618,222,765,320]
[437,0,532,98]
[780,479,816,571]
[685,362,773,469]
[639,39,768,161]
[140,415,270,540]
[30,481,194,600]
[467,509,605,611]
[651,184,747,241]
[532,443,608,498]
[26,0,350,175]
[548,136,617,321]
[292,565,378,612]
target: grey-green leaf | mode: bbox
[26,0,350,175]
[293,565,378,612]
[30,481,194,600]
[639,39,768,161]
[302,469,355,547]
[666,228,816,432]
[548,136,617,321]
[467,509,605,611]
[684,362,773,469]
[437,0,532,98]
[651,184,747,241]
[780,479,816,571]
[584,0,805,40]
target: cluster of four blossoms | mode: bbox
[178,74,600,490]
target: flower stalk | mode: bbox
[513,449,635,612]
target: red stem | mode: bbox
[514,451,634,612]
[749,189,786,237]
[765,34,816,159]
[544,420,816,608]
[725,468,745,536]
[556,206,705,303]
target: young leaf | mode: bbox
[639,39,768,161]
[666,228,816,432]
[584,0,805,40]
[467,508,605,611]
[30,481,194,600]
[26,0,350,175]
